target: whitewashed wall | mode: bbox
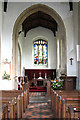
[0,3,12,90]
[1,2,78,89]
[0,2,2,80]
[18,27,56,73]
[64,12,76,76]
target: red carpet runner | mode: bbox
[29,87,46,92]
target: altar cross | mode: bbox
[39,72,41,77]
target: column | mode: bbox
[78,2,80,89]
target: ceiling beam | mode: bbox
[22,11,58,37]
[69,2,73,11]
[23,16,56,26]
[4,0,8,12]
[22,19,57,31]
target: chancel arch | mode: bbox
[12,4,66,89]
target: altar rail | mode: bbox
[25,69,56,81]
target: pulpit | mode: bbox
[60,76,76,91]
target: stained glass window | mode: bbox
[34,39,48,65]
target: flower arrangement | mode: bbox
[51,78,63,90]
[2,71,10,80]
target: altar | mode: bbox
[32,78,47,87]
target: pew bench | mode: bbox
[0,104,8,119]
[0,96,18,118]
[55,92,80,118]
[68,104,80,119]
[51,89,80,119]
[0,82,29,119]
[1,90,29,119]
[2,89,29,113]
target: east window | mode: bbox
[34,39,48,65]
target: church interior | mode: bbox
[0,1,80,119]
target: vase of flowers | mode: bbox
[2,71,10,80]
[51,78,64,90]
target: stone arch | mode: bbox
[12,3,66,89]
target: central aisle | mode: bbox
[23,92,55,119]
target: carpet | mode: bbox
[23,103,55,119]
[23,91,55,119]
[29,87,46,92]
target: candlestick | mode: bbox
[53,72,54,79]
[45,73,47,79]
[34,73,35,79]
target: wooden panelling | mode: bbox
[25,69,56,80]
[60,76,76,91]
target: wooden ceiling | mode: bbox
[22,11,58,37]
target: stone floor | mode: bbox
[23,92,55,119]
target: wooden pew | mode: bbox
[2,89,29,112]
[1,91,23,118]
[51,89,80,119]
[0,104,8,119]
[23,82,29,91]
[47,80,51,96]
[51,89,79,110]
[56,92,80,118]
[0,82,29,119]
[0,97,17,118]
[23,90,29,112]
[55,91,80,118]
[68,104,80,119]
[61,97,80,118]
